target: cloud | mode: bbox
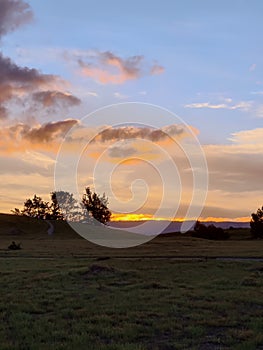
[151,64,165,75]
[91,124,187,143]
[0,1,81,119]
[0,0,33,38]
[229,128,263,145]
[185,100,252,111]
[0,119,79,153]
[87,91,98,97]
[108,145,137,158]
[0,52,82,118]
[32,90,81,108]
[25,119,79,143]
[113,92,128,99]
[70,50,164,84]
[202,128,263,218]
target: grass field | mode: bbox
[0,214,263,349]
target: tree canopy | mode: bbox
[82,187,111,225]
[250,206,263,239]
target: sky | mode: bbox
[0,0,263,222]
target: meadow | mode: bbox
[0,214,263,349]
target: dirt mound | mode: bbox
[81,264,115,278]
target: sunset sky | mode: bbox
[1,0,263,222]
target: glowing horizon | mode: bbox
[111,213,251,223]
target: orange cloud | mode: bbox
[77,51,164,84]
[0,119,79,154]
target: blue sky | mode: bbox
[4,0,263,142]
[0,0,263,221]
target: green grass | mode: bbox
[0,258,263,349]
[0,214,263,349]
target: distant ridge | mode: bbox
[109,220,250,235]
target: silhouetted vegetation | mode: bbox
[250,206,263,239]
[82,187,111,225]
[50,191,85,222]
[12,188,112,225]
[8,241,21,250]
[12,195,50,219]
[192,221,229,240]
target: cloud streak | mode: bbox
[185,100,252,111]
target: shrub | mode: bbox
[192,221,229,240]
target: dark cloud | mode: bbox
[0,53,61,117]
[0,1,81,119]
[0,119,79,152]
[0,53,55,87]
[0,0,33,38]
[25,119,79,143]
[0,54,81,118]
[32,90,81,108]
[92,125,185,143]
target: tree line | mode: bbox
[12,187,111,225]
[11,188,263,239]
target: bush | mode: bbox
[8,241,21,250]
[192,221,229,240]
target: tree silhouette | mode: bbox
[20,195,49,219]
[250,206,263,239]
[12,189,110,224]
[50,191,83,221]
[82,187,111,225]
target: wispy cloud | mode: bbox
[65,50,164,84]
[228,128,263,145]
[86,91,98,97]
[185,100,252,111]
[113,92,129,99]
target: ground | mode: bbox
[0,214,263,349]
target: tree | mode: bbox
[50,191,86,222]
[82,187,111,225]
[20,195,50,219]
[250,206,263,239]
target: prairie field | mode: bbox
[0,214,263,349]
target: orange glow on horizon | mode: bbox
[111,213,250,222]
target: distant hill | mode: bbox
[0,213,250,239]
[110,220,250,235]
